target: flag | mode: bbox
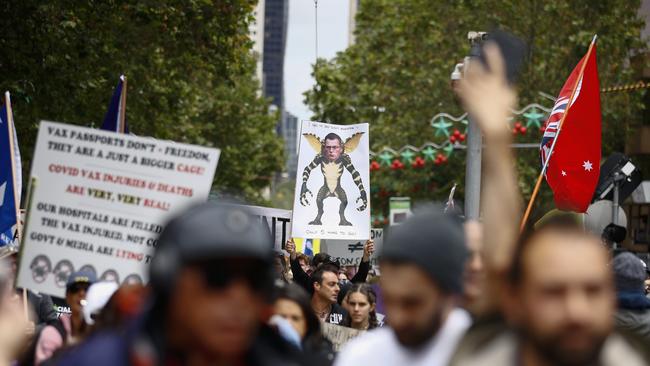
[0,92,21,246]
[540,39,600,212]
[100,75,128,133]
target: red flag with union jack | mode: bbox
[540,39,601,212]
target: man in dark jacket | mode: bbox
[51,202,317,366]
[285,239,373,296]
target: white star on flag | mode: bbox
[561,170,567,176]
[582,161,593,171]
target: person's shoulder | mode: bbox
[335,328,395,365]
[52,331,128,366]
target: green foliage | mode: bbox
[0,0,283,204]
[305,0,647,220]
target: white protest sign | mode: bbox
[321,228,383,267]
[292,121,370,240]
[16,121,220,297]
[245,205,291,251]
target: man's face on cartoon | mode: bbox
[324,138,342,161]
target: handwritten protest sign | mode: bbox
[16,121,220,297]
[292,121,370,240]
[321,229,383,267]
[321,322,365,352]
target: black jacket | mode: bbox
[20,289,58,326]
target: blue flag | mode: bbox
[100,75,129,133]
[0,93,21,246]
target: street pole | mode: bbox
[464,116,482,219]
[463,32,487,220]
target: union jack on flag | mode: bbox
[540,97,568,167]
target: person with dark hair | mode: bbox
[341,283,380,331]
[273,283,334,363]
[49,202,314,366]
[450,43,650,366]
[310,265,347,325]
[612,252,650,339]
[335,207,471,366]
[455,223,650,365]
[285,239,373,296]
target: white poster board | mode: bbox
[246,205,292,251]
[291,121,370,240]
[322,228,383,267]
[16,121,220,297]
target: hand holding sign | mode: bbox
[362,239,374,262]
[285,239,297,260]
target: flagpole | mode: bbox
[519,35,598,232]
[4,92,21,243]
[119,76,127,134]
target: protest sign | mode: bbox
[321,322,365,352]
[389,197,411,225]
[321,228,383,267]
[16,121,220,297]
[245,205,291,251]
[292,121,370,240]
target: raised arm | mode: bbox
[457,44,523,312]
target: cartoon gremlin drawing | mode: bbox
[300,132,367,226]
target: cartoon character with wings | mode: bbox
[300,132,368,226]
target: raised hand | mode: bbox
[457,43,516,140]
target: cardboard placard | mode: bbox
[292,121,370,240]
[322,229,383,267]
[16,121,220,297]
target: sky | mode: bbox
[284,0,350,122]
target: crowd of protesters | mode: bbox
[0,43,647,366]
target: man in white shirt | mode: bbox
[335,208,471,366]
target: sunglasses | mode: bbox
[192,260,268,291]
[67,282,90,294]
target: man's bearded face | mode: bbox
[324,138,342,161]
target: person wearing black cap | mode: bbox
[24,269,95,365]
[51,202,315,366]
[335,207,471,366]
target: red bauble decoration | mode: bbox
[412,156,425,169]
[449,135,457,143]
[459,133,466,142]
[373,219,380,227]
[383,218,390,225]
[391,159,404,170]
[514,121,522,129]
[370,161,381,171]
[440,155,448,164]
[512,128,518,135]
[519,126,527,135]
[453,129,461,137]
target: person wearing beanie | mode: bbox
[49,202,319,366]
[335,206,471,366]
[613,252,650,339]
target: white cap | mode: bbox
[82,281,119,325]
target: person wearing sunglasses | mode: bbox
[52,202,315,366]
[26,270,95,365]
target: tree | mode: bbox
[305,0,647,222]
[0,0,283,203]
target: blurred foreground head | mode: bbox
[380,206,467,348]
[505,219,614,365]
[149,201,274,359]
